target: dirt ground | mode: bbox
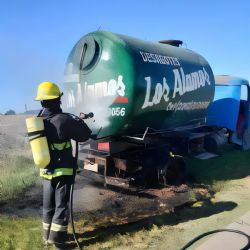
[0,115,209,223]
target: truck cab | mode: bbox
[207,75,250,150]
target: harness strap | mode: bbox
[50,141,71,151]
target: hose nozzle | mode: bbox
[79,112,94,119]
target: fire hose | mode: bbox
[70,178,82,250]
[180,229,250,250]
[69,138,83,250]
[69,112,94,250]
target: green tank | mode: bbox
[64,31,215,138]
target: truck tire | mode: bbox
[165,157,187,185]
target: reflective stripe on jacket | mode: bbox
[40,140,74,180]
[40,168,74,180]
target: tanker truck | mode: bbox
[63,31,250,187]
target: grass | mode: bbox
[0,149,53,250]
[0,152,43,249]
[0,216,43,250]
[0,154,38,201]
[186,145,250,184]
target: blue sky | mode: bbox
[1,0,250,113]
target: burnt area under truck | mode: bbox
[78,125,228,189]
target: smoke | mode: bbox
[77,95,114,132]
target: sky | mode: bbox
[1,0,250,113]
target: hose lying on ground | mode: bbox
[69,139,83,250]
[180,229,250,250]
[70,181,83,250]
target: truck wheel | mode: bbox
[164,157,186,185]
[142,153,159,187]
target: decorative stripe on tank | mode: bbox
[114,96,129,103]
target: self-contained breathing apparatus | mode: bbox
[26,116,51,168]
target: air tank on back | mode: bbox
[64,31,215,138]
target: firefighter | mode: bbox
[35,81,91,248]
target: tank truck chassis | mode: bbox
[78,125,228,190]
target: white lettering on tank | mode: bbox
[139,51,180,66]
[173,68,183,98]
[140,51,148,62]
[117,75,125,96]
[163,77,170,102]
[141,67,211,110]
[67,90,76,108]
[191,72,199,90]
[95,81,108,97]
[77,83,82,103]
[107,79,117,96]
[142,77,154,109]
[142,77,170,109]
[172,67,210,98]
[66,75,126,107]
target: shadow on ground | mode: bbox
[67,200,237,248]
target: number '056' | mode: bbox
[111,107,126,116]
